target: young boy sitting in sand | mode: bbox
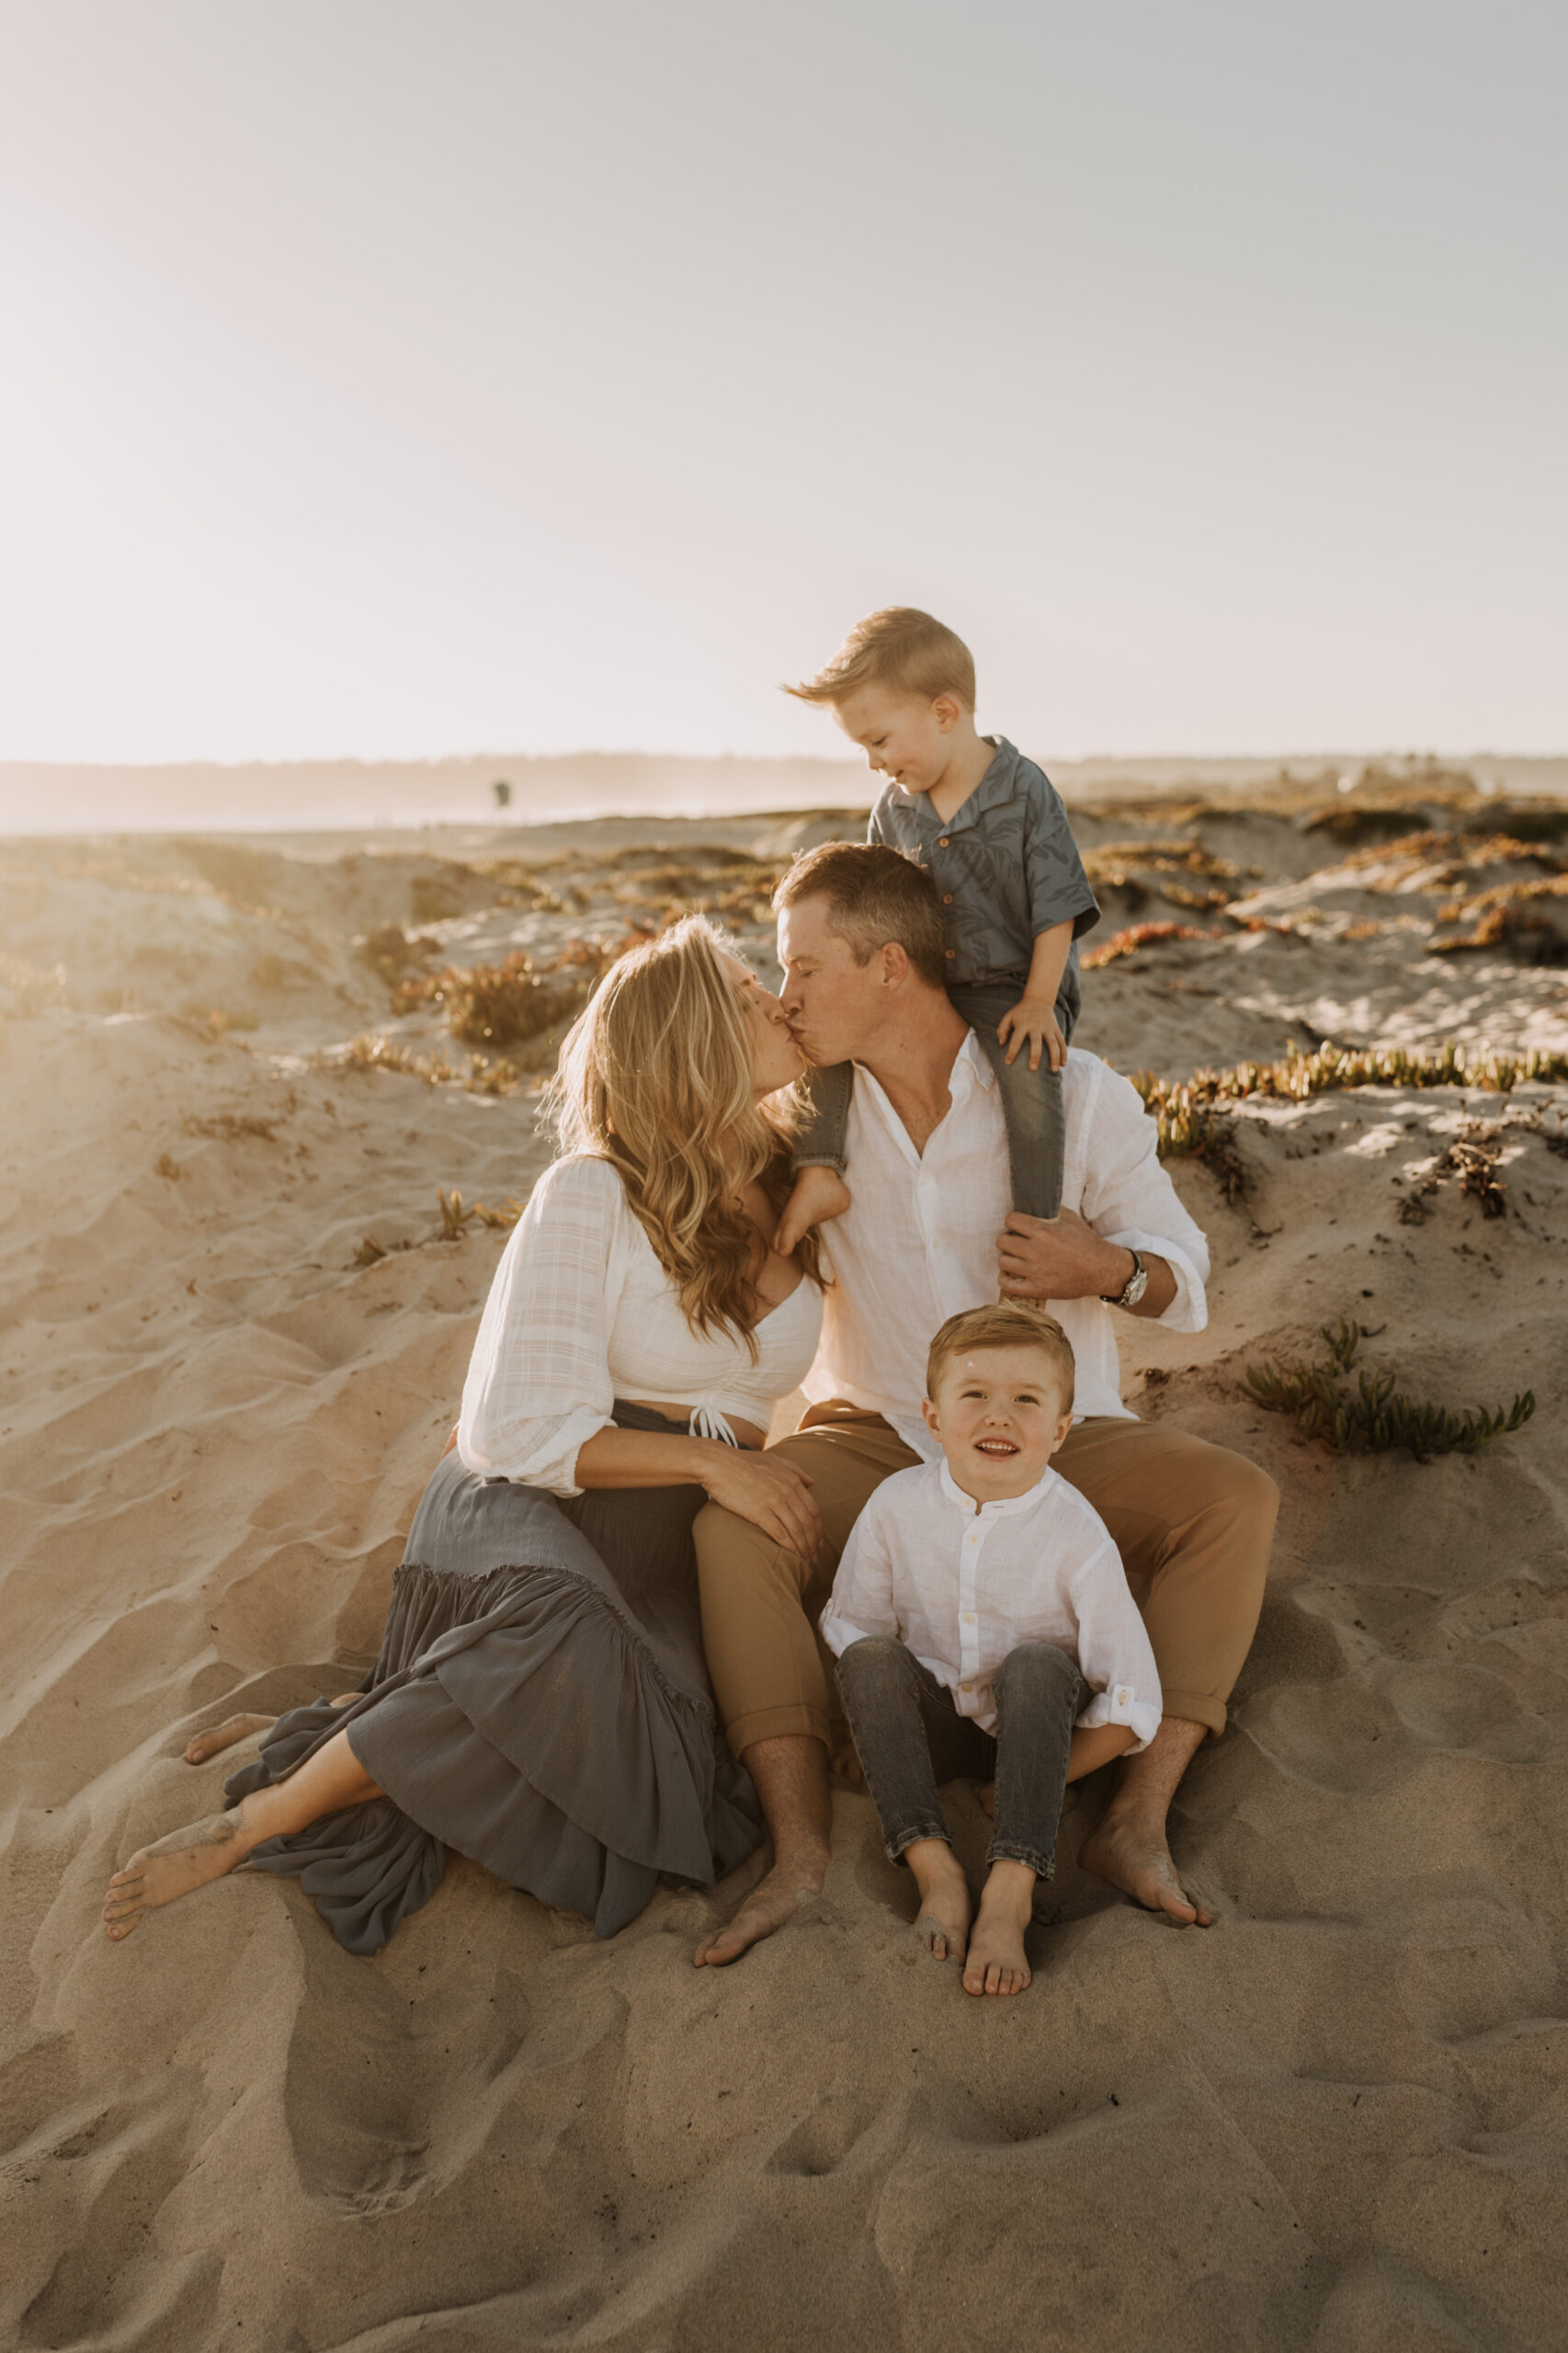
[776,607,1100,1256]
[820,1303,1161,1997]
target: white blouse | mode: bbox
[457,1154,824,1497]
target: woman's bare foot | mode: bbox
[184,1692,359,1767]
[103,1804,257,1940]
[962,1859,1035,1996]
[904,1837,971,1964]
[183,1712,276,1765]
[774,1166,851,1258]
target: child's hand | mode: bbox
[775,1165,851,1256]
[996,995,1065,1074]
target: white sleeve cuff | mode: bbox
[456,1404,613,1498]
[1077,1679,1164,1755]
[1105,1226,1208,1334]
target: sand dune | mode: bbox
[3,791,1567,2347]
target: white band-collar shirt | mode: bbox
[806,1040,1209,1461]
[820,1458,1163,1747]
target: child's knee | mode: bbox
[835,1635,911,1693]
[994,1642,1078,1703]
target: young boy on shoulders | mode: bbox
[820,1303,1160,1997]
[776,607,1099,1256]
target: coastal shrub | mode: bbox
[358,925,437,986]
[1083,922,1225,971]
[1429,875,1568,962]
[1160,1111,1251,1203]
[437,1188,524,1238]
[332,1032,523,1094]
[1337,831,1566,887]
[394,949,591,1047]
[1129,1037,1568,1156]
[1301,802,1438,846]
[1083,842,1236,915]
[1242,1318,1535,1463]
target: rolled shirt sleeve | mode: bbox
[1078,1063,1210,1334]
[818,1502,903,1659]
[1069,1535,1165,1752]
[456,1155,626,1495]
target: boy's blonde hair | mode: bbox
[785,608,976,712]
[545,915,819,1352]
[926,1303,1075,1412]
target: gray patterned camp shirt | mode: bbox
[867,736,1100,1021]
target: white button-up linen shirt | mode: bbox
[807,1040,1209,1460]
[820,1459,1163,1746]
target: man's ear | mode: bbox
[878,940,909,989]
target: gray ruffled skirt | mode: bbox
[223,1404,763,1954]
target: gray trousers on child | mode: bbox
[795,977,1070,1221]
[834,1637,1084,1899]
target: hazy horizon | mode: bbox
[6,744,1566,838]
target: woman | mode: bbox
[102,918,825,1952]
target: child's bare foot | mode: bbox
[183,1712,276,1765]
[775,1165,851,1257]
[962,1859,1036,1996]
[977,1779,996,1819]
[102,1804,256,1941]
[904,1837,971,1964]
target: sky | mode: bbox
[1,0,1563,765]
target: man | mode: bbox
[691,842,1278,1966]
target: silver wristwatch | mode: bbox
[1107,1248,1148,1310]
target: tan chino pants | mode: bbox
[693,1402,1279,1758]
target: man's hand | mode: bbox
[996,1209,1176,1318]
[995,993,1066,1074]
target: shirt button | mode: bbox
[962,1613,976,1626]
[945,949,955,959]
[943,893,953,904]
[937,836,949,847]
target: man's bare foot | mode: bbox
[102,1804,256,1940]
[1078,1812,1211,1927]
[774,1166,851,1258]
[904,1838,971,1964]
[183,1712,276,1765]
[693,1851,827,1967]
[962,1859,1035,1996]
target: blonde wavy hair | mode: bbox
[544,915,822,1352]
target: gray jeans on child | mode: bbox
[795,975,1071,1220]
[834,1636,1084,1892]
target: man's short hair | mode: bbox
[926,1304,1076,1412]
[785,608,976,711]
[772,841,949,992]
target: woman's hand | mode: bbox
[697,1443,823,1561]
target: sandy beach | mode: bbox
[4,778,1568,2349]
